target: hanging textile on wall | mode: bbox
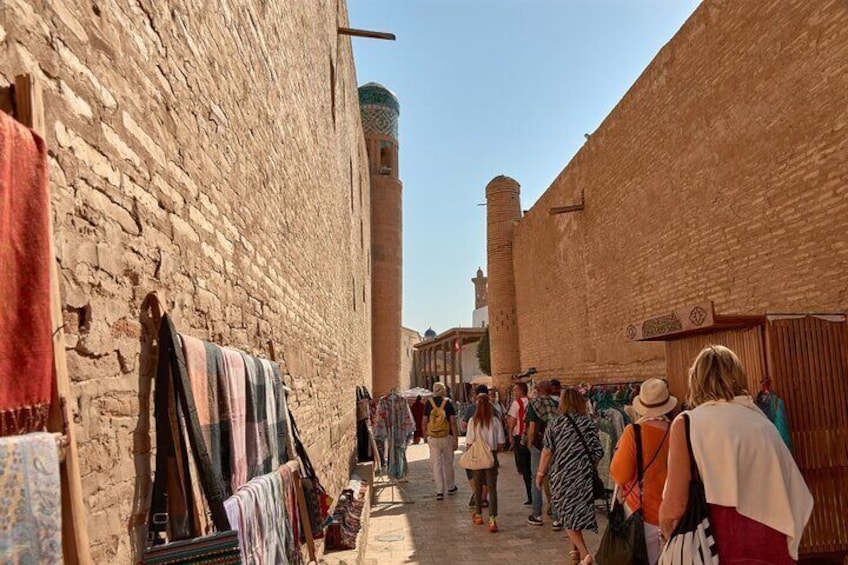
[290,411,332,540]
[356,387,373,462]
[224,468,302,565]
[0,433,62,563]
[373,392,415,480]
[0,112,53,436]
[278,465,304,565]
[756,385,792,452]
[149,314,296,550]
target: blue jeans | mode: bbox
[530,445,559,521]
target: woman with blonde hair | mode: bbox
[537,388,603,565]
[659,345,813,564]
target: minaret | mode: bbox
[486,176,522,393]
[359,83,402,397]
[472,267,488,309]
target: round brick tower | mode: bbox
[359,83,402,397]
[486,175,522,393]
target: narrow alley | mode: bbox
[365,440,606,564]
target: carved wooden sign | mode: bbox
[626,301,715,341]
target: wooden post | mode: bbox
[458,337,464,401]
[292,468,317,563]
[12,74,92,565]
[450,336,457,396]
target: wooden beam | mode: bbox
[292,468,317,563]
[549,203,585,215]
[14,74,92,565]
[338,27,396,41]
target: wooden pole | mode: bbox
[337,27,395,41]
[458,337,464,401]
[450,336,457,397]
[14,73,92,565]
[292,468,317,563]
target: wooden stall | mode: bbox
[627,301,848,559]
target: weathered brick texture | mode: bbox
[508,0,848,383]
[2,1,371,562]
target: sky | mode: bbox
[348,0,701,335]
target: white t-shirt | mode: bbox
[466,417,506,450]
[506,397,529,437]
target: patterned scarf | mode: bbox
[0,433,61,562]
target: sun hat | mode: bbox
[433,382,446,396]
[633,378,677,418]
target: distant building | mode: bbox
[413,268,489,398]
[400,327,422,391]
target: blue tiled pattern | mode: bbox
[361,106,398,139]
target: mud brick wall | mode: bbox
[1,1,371,561]
[509,0,848,383]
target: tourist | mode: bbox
[410,395,425,445]
[609,378,677,564]
[537,388,603,565]
[466,393,506,533]
[422,382,459,500]
[506,382,532,505]
[525,379,561,529]
[463,384,491,508]
[659,345,813,563]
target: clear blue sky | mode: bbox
[348,1,700,335]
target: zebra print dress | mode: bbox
[543,413,604,531]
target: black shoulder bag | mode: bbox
[565,413,606,500]
[658,414,719,565]
[596,424,650,565]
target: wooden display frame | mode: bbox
[1,74,92,564]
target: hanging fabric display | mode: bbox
[373,392,415,479]
[147,314,303,562]
[755,382,792,451]
[224,468,303,565]
[290,411,332,539]
[324,479,368,551]
[0,433,62,563]
[0,112,53,436]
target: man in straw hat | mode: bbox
[423,381,459,500]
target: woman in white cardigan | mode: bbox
[659,345,813,563]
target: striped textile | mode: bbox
[220,348,247,493]
[225,469,294,564]
[243,355,289,480]
[180,334,224,482]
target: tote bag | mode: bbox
[658,414,719,565]
[596,425,649,565]
[459,436,494,470]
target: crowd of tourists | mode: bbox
[416,345,813,565]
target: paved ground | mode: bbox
[364,439,606,564]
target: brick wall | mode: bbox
[1,1,371,561]
[509,0,848,383]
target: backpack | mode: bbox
[427,398,451,438]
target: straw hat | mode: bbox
[633,378,677,418]
[433,382,446,396]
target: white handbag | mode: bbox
[459,436,494,470]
